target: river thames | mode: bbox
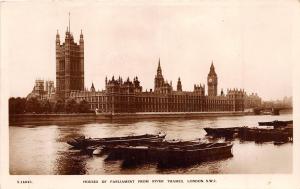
[9,112,292,174]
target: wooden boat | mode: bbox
[157,142,233,167]
[258,120,293,127]
[105,140,204,161]
[106,141,233,167]
[204,127,240,138]
[238,127,292,142]
[67,133,166,149]
[84,138,166,155]
[205,126,293,143]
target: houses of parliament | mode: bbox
[28,26,255,113]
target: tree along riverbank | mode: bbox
[9,97,92,114]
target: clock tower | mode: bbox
[207,61,218,96]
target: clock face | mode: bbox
[208,78,212,83]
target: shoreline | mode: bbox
[9,111,254,126]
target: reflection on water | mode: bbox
[10,113,292,174]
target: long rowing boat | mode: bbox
[204,126,293,143]
[67,133,166,149]
[258,120,293,127]
[204,127,240,138]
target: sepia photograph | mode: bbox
[1,0,300,188]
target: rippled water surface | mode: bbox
[10,113,292,174]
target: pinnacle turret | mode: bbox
[177,77,182,92]
[209,61,216,76]
[157,58,162,76]
[56,30,60,43]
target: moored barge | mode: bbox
[204,124,293,143]
[258,120,293,127]
[67,133,166,149]
[204,127,240,138]
[105,141,233,167]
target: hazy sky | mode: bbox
[2,0,299,100]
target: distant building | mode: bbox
[70,60,245,113]
[244,93,262,109]
[27,79,56,101]
[55,26,84,100]
[154,59,173,94]
[282,96,293,108]
[27,27,246,113]
[207,62,218,96]
[262,96,293,109]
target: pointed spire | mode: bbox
[157,58,162,76]
[80,29,83,38]
[80,29,84,43]
[210,60,215,70]
[209,60,216,75]
[91,82,95,92]
[56,30,60,42]
[68,12,71,32]
[158,58,161,70]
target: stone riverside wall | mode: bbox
[9,112,252,126]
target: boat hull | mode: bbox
[204,126,293,143]
[238,127,292,142]
[106,142,233,167]
[204,127,239,138]
[157,143,233,167]
[258,120,293,127]
[67,134,166,149]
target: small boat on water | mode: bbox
[204,127,240,138]
[258,120,293,127]
[67,133,166,149]
[204,126,293,143]
[238,127,292,142]
[157,142,233,167]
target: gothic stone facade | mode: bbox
[70,62,245,113]
[27,79,56,101]
[244,93,262,109]
[56,28,84,100]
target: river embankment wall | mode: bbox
[9,111,254,126]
